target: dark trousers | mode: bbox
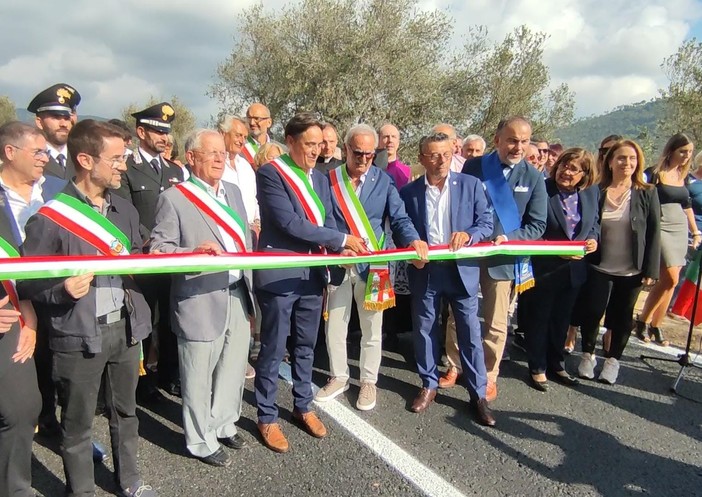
[520,268,580,374]
[140,274,178,385]
[255,280,323,424]
[410,263,487,399]
[0,328,41,497]
[579,269,643,360]
[53,319,140,497]
[35,320,58,425]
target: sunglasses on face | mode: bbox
[352,150,376,159]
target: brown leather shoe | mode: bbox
[292,410,327,438]
[438,367,460,389]
[486,380,497,402]
[471,398,496,427]
[257,422,289,453]
[410,387,436,413]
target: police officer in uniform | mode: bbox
[27,83,81,180]
[114,102,184,400]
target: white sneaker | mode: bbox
[598,357,620,385]
[356,382,377,411]
[314,377,349,402]
[578,353,597,379]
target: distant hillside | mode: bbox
[15,108,107,123]
[552,100,666,150]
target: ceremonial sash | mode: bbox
[481,152,534,293]
[329,165,394,310]
[38,193,131,256]
[175,177,247,253]
[241,136,259,166]
[270,154,325,226]
[0,236,24,328]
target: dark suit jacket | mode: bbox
[44,154,75,180]
[461,155,547,280]
[315,157,343,176]
[532,179,600,287]
[587,185,661,280]
[400,172,493,296]
[329,165,418,285]
[18,182,152,353]
[113,152,184,244]
[254,162,345,294]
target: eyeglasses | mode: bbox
[421,152,453,162]
[351,150,376,160]
[92,154,129,168]
[195,150,227,159]
[559,164,584,174]
[247,115,270,123]
[8,144,50,159]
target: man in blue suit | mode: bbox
[400,132,495,426]
[253,113,366,453]
[461,117,547,402]
[315,123,427,411]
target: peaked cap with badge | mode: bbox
[27,83,81,116]
[131,102,176,134]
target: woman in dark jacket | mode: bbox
[578,139,661,385]
[521,148,599,391]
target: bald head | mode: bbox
[245,103,272,143]
[432,123,458,154]
[378,123,401,161]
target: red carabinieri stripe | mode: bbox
[176,184,246,252]
[271,162,318,224]
[38,207,113,256]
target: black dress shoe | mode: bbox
[165,380,181,397]
[529,374,549,392]
[219,433,248,450]
[198,447,231,467]
[37,417,61,438]
[550,371,580,387]
[471,398,496,427]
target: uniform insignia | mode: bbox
[161,105,175,121]
[168,178,180,184]
[56,88,72,104]
[133,153,142,165]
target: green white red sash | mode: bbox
[0,236,24,327]
[241,136,260,166]
[329,165,394,310]
[175,177,247,253]
[38,193,131,256]
[271,154,325,226]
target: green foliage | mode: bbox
[0,96,17,126]
[210,0,575,161]
[660,38,702,143]
[120,96,196,158]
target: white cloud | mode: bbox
[0,0,700,122]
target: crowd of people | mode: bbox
[0,82,699,497]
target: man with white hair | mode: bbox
[150,129,254,467]
[461,135,486,160]
[316,124,427,411]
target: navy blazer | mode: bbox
[0,175,67,248]
[329,165,419,284]
[254,162,345,294]
[462,156,547,280]
[532,179,600,287]
[400,172,493,296]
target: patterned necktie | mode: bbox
[150,158,161,174]
[562,193,579,238]
[57,153,66,169]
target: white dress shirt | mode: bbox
[198,178,242,283]
[0,175,46,241]
[47,144,68,166]
[222,154,260,224]
[425,175,451,245]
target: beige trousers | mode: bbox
[480,267,513,383]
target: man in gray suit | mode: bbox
[150,129,254,467]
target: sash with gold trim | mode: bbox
[329,165,395,310]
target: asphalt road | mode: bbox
[31,334,702,497]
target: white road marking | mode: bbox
[278,362,469,497]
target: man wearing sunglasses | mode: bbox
[316,124,427,411]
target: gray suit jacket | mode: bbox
[150,179,255,342]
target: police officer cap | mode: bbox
[27,83,81,116]
[131,102,176,133]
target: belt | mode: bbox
[97,307,127,325]
[228,279,244,292]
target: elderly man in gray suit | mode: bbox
[150,128,254,467]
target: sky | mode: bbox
[1,0,700,125]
